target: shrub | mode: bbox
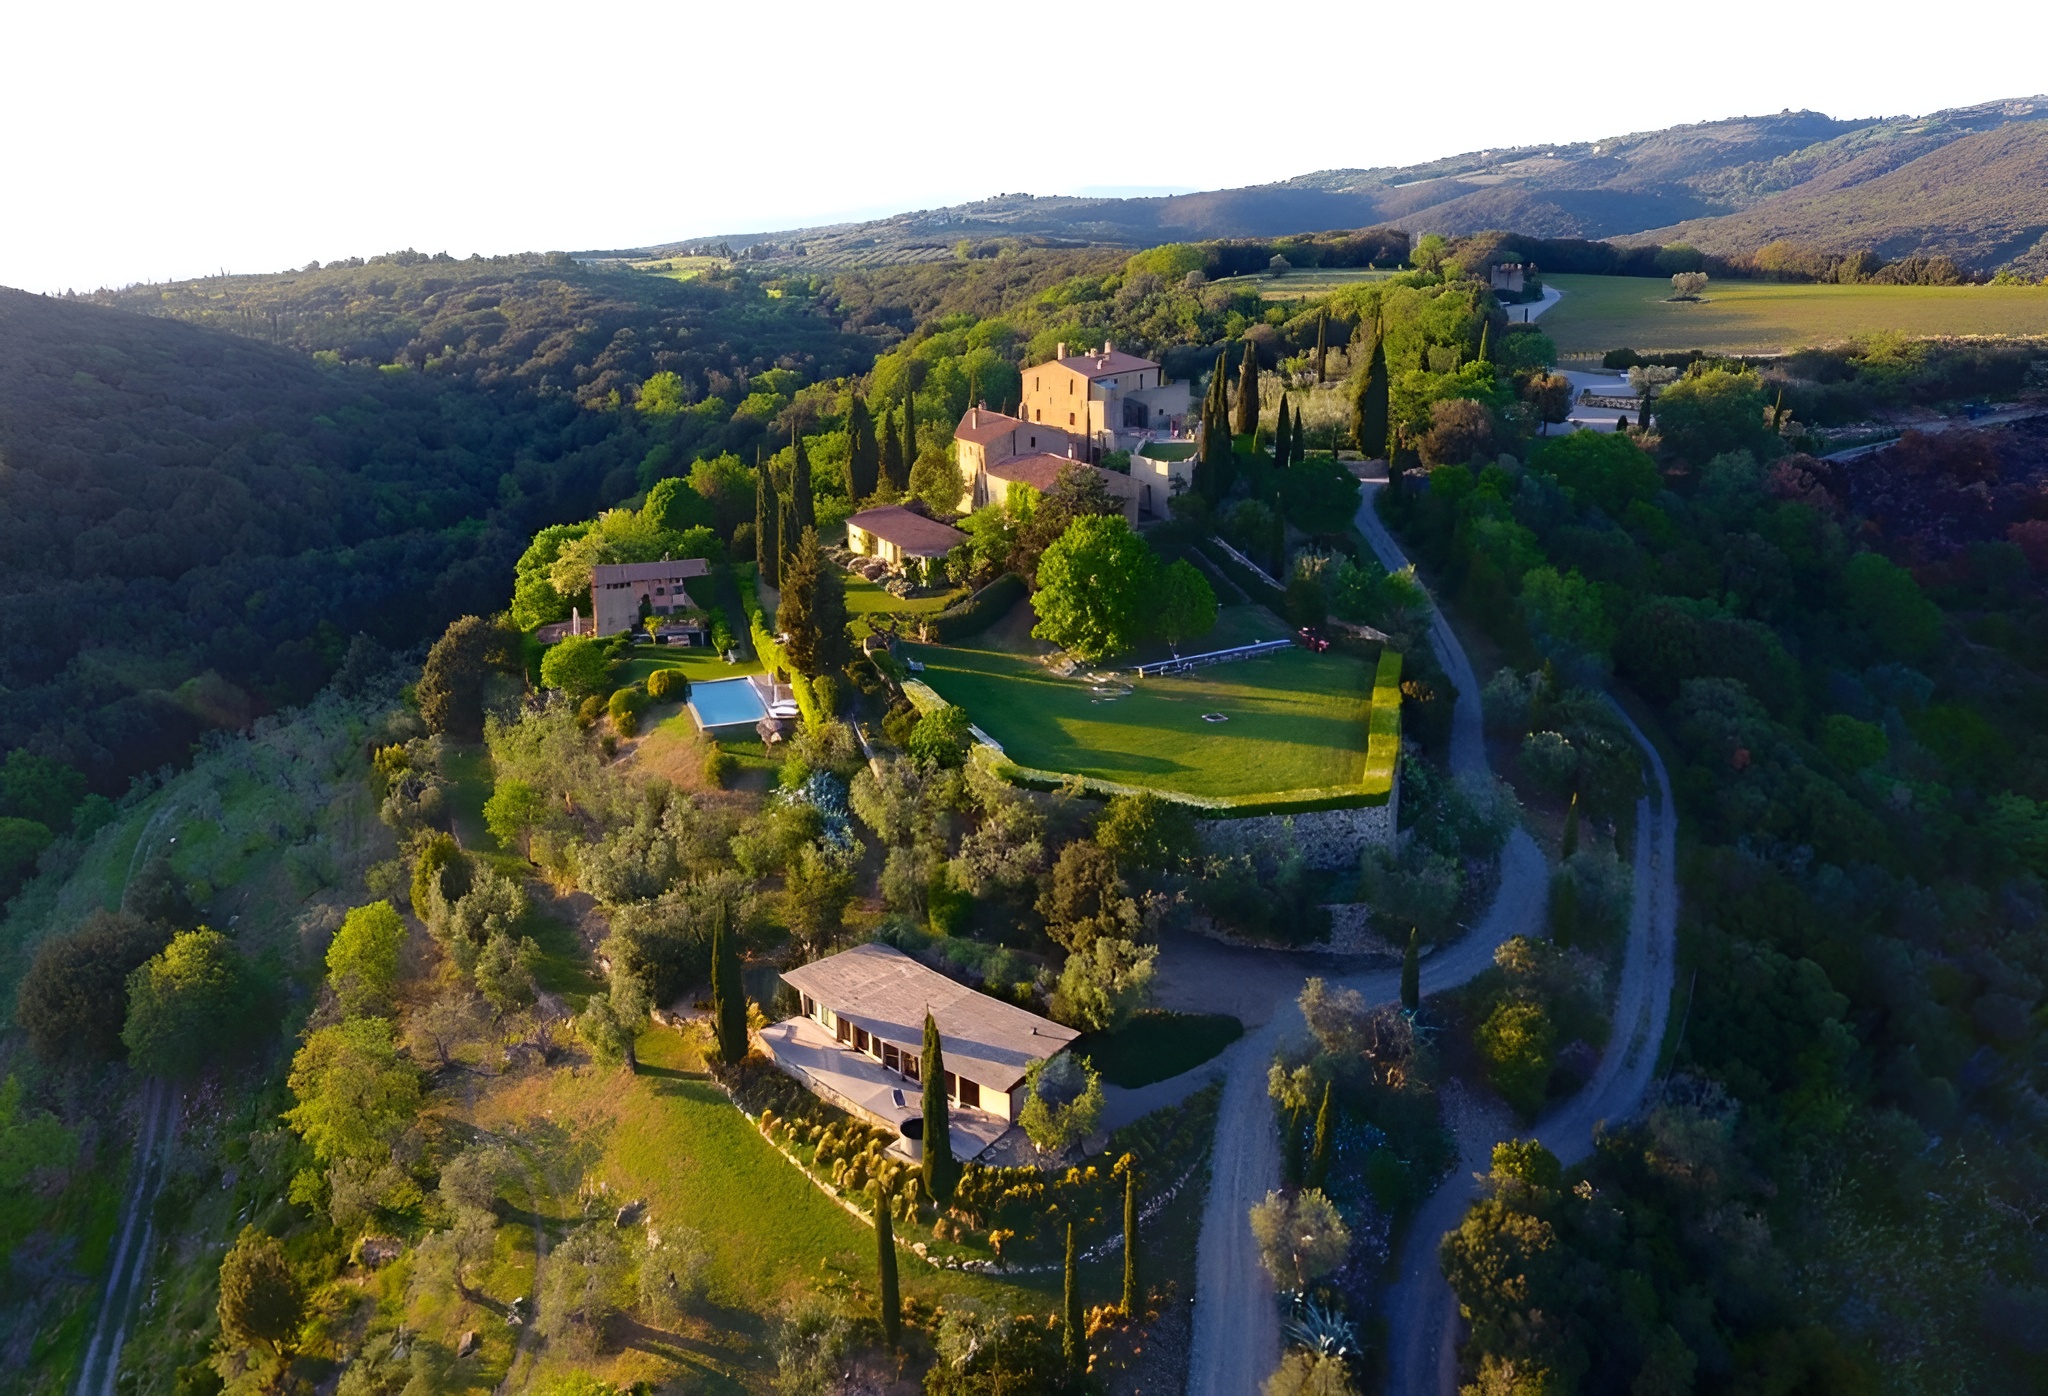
[908,705,972,767]
[926,572,1026,642]
[703,748,735,788]
[646,668,686,701]
[608,685,648,737]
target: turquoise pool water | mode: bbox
[688,676,767,729]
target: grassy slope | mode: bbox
[907,641,1373,798]
[455,1027,1045,1391]
[1542,273,2048,355]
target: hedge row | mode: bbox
[747,607,822,731]
[922,572,1026,642]
[1363,648,1404,789]
[1197,539,1287,614]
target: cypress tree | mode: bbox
[1476,321,1492,364]
[879,406,906,496]
[1314,310,1328,383]
[1286,1104,1307,1185]
[790,432,815,535]
[1121,1162,1139,1315]
[1562,791,1581,861]
[1401,926,1420,1013]
[1232,341,1260,438]
[1638,402,1651,432]
[847,394,880,501]
[1063,1221,1083,1378]
[780,527,848,679]
[899,396,917,487]
[754,465,778,583]
[1552,870,1581,948]
[874,1177,901,1352]
[1272,396,1292,474]
[777,496,796,585]
[1308,1081,1334,1188]
[1355,329,1390,459]
[710,904,747,1063]
[921,1012,957,1204]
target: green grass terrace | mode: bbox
[903,637,1398,807]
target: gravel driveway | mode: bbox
[1183,486,1549,1396]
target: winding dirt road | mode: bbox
[71,1078,180,1396]
[1184,486,1678,1396]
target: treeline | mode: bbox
[1384,363,2048,1388]
[1445,229,1982,285]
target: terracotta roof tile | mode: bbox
[846,505,968,557]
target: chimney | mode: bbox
[1103,339,1112,354]
[1056,341,1066,360]
[971,408,978,428]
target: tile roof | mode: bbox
[780,942,1078,1092]
[589,558,712,584]
[988,453,1091,493]
[1051,348,1159,379]
[953,407,1027,446]
[846,505,968,557]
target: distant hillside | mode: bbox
[611,97,2048,275]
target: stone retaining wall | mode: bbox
[1197,797,1396,870]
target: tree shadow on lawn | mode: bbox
[614,1309,763,1386]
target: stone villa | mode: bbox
[587,558,712,637]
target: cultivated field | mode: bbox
[905,640,1374,799]
[1542,273,2048,355]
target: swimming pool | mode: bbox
[687,676,768,730]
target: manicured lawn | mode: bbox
[1074,1012,1244,1088]
[904,639,1373,798]
[623,643,762,687]
[1542,273,2048,355]
[844,571,962,618]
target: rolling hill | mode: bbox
[605,97,2048,275]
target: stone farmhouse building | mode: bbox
[1018,342,1191,460]
[951,405,1146,521]
[586,558,712,637]
[764,942,1079,1160]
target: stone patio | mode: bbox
[759,1016,1017,1162]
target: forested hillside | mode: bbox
[0,260,877,808]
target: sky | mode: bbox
[4,0,2047,294]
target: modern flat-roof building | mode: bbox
[588,558,713,637]
[764,942,1079,1160]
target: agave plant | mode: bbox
[1284,1297,1357,1357]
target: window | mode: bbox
[883,1043,898,1071]
[855,1027,870,1054]
[959,1078,981,1109]
[944,1070,957,1099]
[903,1054,919,1082]
[1068,413,1075,426]
[836,1017,851,1044]
[801,994,815,1019]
